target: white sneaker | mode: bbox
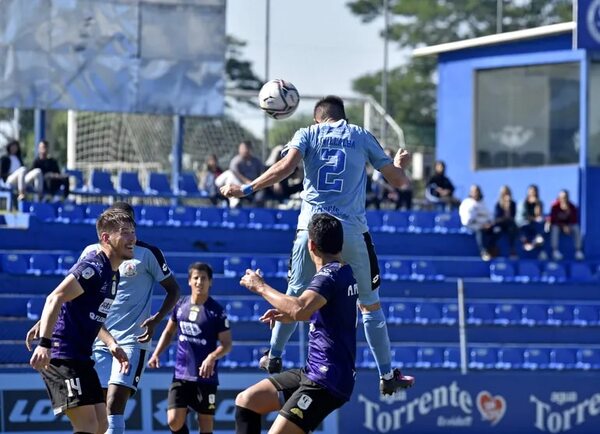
[575,250,585,261]
[538,251,548,260]
[552,250,563,261]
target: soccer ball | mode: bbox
[258,79,300,120]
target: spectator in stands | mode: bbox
[494,185,518,258]
[216,140,265,207]
[425,160,459,210]
[372,148,413,210]
[264,145,303,206]
[546,189,584,261]
[459,184,497,261]
[516,184,547,259]
[32,140,70,200]
[0,140,43,201]
[200,153,225,206]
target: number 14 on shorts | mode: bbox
[65,377,82,397]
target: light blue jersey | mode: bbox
[288,119,392,233]
[80,240,171,350]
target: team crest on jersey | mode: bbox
[189,305,200,322]
[82,267,95,279]
[122,261,137,277]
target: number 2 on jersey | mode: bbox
[317,148,346,192]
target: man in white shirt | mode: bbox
[459,184,497,261]
[0,140,43,201]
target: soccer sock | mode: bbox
[106,414,125,434]
[362,308,393,377]
[269,321,298,358]
[235,405,261,434]
[171,425,189,434]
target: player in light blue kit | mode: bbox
[221,95,414,395]
[79,202,181,433]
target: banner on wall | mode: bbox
[340,371,600,433]
[577,0,600,50]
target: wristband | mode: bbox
[241,184,254,196]
[39,337,52,349]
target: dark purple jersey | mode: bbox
[171,296,230,384]
[51,250,119,360]
[304,261,358,400]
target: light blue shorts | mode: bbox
[92,345,149,394]
[287,229,381,306]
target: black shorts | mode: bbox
[268,369,347,433]
[363,232,381,291]
[40,358,105,415]
[167,379,218,416]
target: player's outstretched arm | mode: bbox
[220,149,302,198]
[240,269,326,321]
[147,318,177,369]
[30,275,84,371]
[25,320,41,351]
[199,329,233,378]
[138,275,180,343]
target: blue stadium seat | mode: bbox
[516,261,541,283]
[27,298,45,320]
[0,298,28,317]
[140,206,170,226]
[169,206,196,226]
[89,170,117,195]
[490,261,515,282]
[417,347,444,368]
[387,302,416,324]
[276,258,290,278]
[415,302,442,325]
[57,203,85,223]
[391,346,418,368]
[523,348,550,370]
[165,345,178,367]
[224,256,252,277]
[365,210,383,232]
[65,169,86,194]
[467,303,495,325]
[223,209,249,228]
[549,348,577,370]
[443,347,460,369]
[411,260,444,281]
[381,259,411,281]
[434,212,463,234]
[441,303,459,325]
[274,210,299,230]
[408,212,435,233]
[178,172,204,197]
[496,347,524,369]
[570,263,595,283]
[2,254,29,274]
[85,204,107,223]
[197,257,225,275]
[521,304,549,326]
[469,347,498,369]
[223,346,254,368]
[547,304,574,326]
[282,345,301,368]
[356,347,377,369]
[226,301,254,322]
[27,202,57,222]
[494,303,521,326]
[29,254,58,276]
[196,208,224,227]
[248,209,276,229]
[542,262,567,283]
[381,211,409,233]
[573,305,599,326]
[118,172,145,195]
[252,300,272,321]
[57,254,77,275]
[577,349,600,370]
[146,173,175,197]
[166,256,192,274]
[0,343,31,364]
[251,257,279,278]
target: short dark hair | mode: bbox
[308,213,343,255]
[188,262,213,280]
[109,201,135,219]
[39,139,49,147]
[96,209,135,240]
[314,95,346,122]
[240,140,253,149]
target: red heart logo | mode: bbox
[477,391,506,426]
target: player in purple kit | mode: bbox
[28,209,134,434]
[148,262,232,434]
[234,213,357,434]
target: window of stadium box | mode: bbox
[589,62,600,165]
[475,62,580,169]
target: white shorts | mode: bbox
[92,345,149,394]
